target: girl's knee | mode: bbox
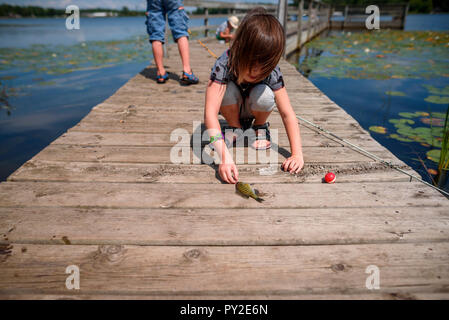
[249,84,275,112]
[221,81,242,108]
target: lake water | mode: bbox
[0,15,224,181]
[288,14,449,189]
[0,14,448,186]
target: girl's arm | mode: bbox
[204,80,239,183]
[220,28,233,40]
[274,87,304,173]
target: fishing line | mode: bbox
[188,29,218,59]
[196,38,449,197]
[280,111,449,197]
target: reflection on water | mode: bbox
[0,81,13,116]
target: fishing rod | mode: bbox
[187,29,218,59]
[194,37,449,197]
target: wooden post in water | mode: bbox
[306,0,314,43]
[343,5,348,29]
[327,3,332,27]
[296,0,304,50]
[401,3,409,29]
[204,8,209,37]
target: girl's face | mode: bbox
[242,64,264,83]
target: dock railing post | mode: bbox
[204,7,209,37]
[296,0,304,50]
[277,0,288,57]
[306,0,314,42]
[277,0,288,29]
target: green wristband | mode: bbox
[210,133,224,144]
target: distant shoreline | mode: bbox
[2,12,449,20]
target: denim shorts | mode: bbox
[221,81,276,119]
[146,0,189,43]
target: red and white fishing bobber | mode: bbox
[325,172,336,183]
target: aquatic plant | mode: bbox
[437,106,449,170]
[385,91,406,96]
[0,35,151,77]
[369,126,387,134]
[298,30,449,80]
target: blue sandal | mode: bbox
[156,73,169,84]
[180,70,199,85]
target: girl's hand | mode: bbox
[281,154,304,174]
[218,162,239,184]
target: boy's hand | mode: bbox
[218,163,239,184]
[282,155,304,174]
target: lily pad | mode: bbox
[422,84,449,96]
[385,91,406,96]
[369,126,387,134]
[420,117,445,126]
[427,149,441,163]
[389,119,415,125]
[398,112,419,118]
[425,96,449,104]
[389,133,413,142]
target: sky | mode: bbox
[0,0,278,10]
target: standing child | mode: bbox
[216,16,239,43]
[145,0,199,84]
[204,8,304,184]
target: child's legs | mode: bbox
[147,0,166,43]
[146,0,166,75]
[176,36,191,74]
[151,41,165,75]
[220,81,242,128]
[167,2,191,73]
[248,84,276,125]
[247,84,276,148]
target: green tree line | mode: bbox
[0,5,144,17]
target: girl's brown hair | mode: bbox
[229,7,285,84]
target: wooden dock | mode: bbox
[0,39,448,300]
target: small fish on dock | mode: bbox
[236,182,264,203]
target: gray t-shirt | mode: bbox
[210,49,285,93]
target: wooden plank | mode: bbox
[7,160,416,184]
[90,103,346,115]
[69,121,369,134]
[2,39,444,301]
[78,112,360,126]
[0,206,447,246]
[50,131,383,149]
[2,292,448,300]
[0,243,448,297]
[0,181,446,209]
[30,144,399,164]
